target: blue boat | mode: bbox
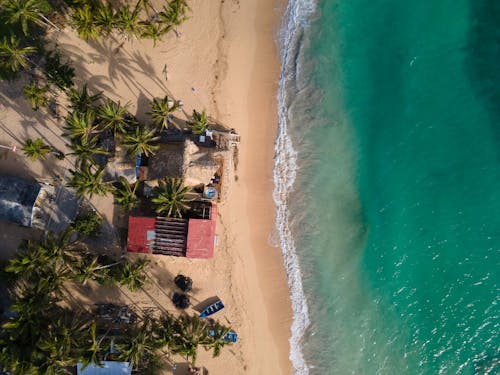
[199,300,224,318]
[208,330,238,343]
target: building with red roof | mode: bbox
[126,202,216,259]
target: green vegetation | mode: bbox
[68,162,109,198]
[113,176,140,212]
[122,125,160,157]
[23,81,48,110]
[187,109,209,135]
[0,35,36,74]
[22,137,51,161]
[152,177,192,218]
[149,95,180,130]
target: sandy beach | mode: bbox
[0,0,292,374]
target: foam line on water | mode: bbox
[274,1,316,374]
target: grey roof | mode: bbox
[0,175,41,227]
[77,362,131,375]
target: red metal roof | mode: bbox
[127,216,156,253]
[186,204,217,259]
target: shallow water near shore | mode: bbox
[277,0,500,373]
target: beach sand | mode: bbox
[0,0,292,373]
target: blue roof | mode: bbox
[0,175,41,227]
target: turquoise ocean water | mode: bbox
[274,1,500,374]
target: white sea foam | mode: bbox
[274,1,316,374]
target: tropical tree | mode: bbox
[23,81,49,110]
[148,95,180,130]
[151,177,191,218]
[113,176,139,212]
[122,125,159,157]
[67,162,109,198]
[97,99,132,136]
[158,0,190,29]
[22,137,51,161]
[68,137,108,167]
[140,21,163,46]
[116,318,158,370]
[116,5,141,40]
[116,258,149,292]
[203,321,232,358]
[68,84,102,113]
[0,35,36,73]
[171,315,211,366]
[63,110,99,143]
[2,0,52,35]
[71,210,103,238]
[73,255,110,285]
[186,109,209,135]
[44,50,75,90]
[94,3,115,35]
[79,322,107,369]
[71,5,100,41]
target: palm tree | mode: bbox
[94,3,115,35]
[97,99,132,136]
[67,137,108,167]
[140,21,163,46]
[151,177,191,218]
[71,5,100,41]
[22,138,51,161]
[171,315,211,366]
[122,125,159,157]
[80,322,106,370]
[67,162,109,198]
[203,321,232,358]
[117,259,149,292]
[186,109,209,135]
[116,318,157,370]
[158,0,190,28]
[113,176,139,212]
[0,35,36,73]
[68,84,102,113]
[73,255,110,285]
[3,0,53,36]
[116,5,141,40]
[63,110,99,143]
[23,81,48,110]
[148,95,180,130]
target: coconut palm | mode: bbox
[151,177,191,218]
[116,318,157,370]
[67,162,109,198]
[148,95,180,130]
[97,99,132,136]
[22,137,51,161]
[122,125,159,157]
[116,5,141,40]
[23,81,48,110]
[63,110,99,143]
[116,258,149,292]
[94,3,114,35]
[68,84,102,113]
[0,35,36,73]
[158,0,190,28]
[186,109,209,135]
[71,5,100,41]
[171,315,211,366]
[67,137,108,167]
[140,21,163,46]
[73,255,110,285]
[3,0,53,35]
[80,322,106,369]
[203,321,232,358]
[113,176,139,212]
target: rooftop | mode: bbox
[76,361,131,375]
[0,175,41,227]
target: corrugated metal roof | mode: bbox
[0,175,41,227]
[186,204,217,259]
[127,216,156,253]
[76,361,131,375]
